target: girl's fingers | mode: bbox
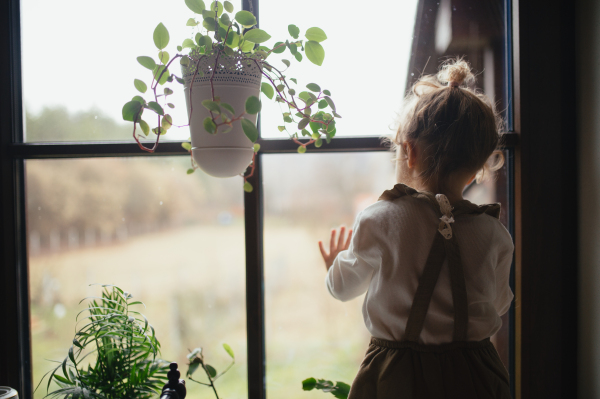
[344,229,353,249]
[318,241,328,259]
[337,226,346,249]
[329,229,337,251]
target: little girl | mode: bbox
[318,59,514,399]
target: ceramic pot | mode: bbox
[182,51,262,178]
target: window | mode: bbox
[2,0,522,398]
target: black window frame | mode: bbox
[0,0,579,398]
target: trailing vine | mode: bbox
[122,0,340,190]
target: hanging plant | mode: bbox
[122,0,340,189]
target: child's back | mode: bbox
[327,185,513,344]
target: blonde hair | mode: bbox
[393,58,504,188]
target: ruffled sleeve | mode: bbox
[325,211,379,302]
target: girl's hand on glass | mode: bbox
[318,226,352,271]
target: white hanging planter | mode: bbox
[182,51,262,178]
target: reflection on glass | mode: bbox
[263,152,396,399]
[408,0,509,125]
[27,157,247,399]
[259,0,418,138]
[21,0,241,142]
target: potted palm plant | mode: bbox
[122,0,339,186]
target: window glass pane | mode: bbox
[263,152,396,398]
[408,0,510,127]
[27,157,247,399]
[259,0,419,138]
[21,0,240,142]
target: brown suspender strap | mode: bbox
[444,235,469,341]
[403,232,446,342]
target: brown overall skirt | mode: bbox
[348,184,512,399]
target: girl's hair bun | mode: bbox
[437,58,475,87]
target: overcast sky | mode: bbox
[21,0,417,141]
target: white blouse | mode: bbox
[325,193,514,344]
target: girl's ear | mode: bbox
[404,141,418,169]
[467,174,476,185]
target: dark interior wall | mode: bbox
[577,0,600,396]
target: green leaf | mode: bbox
[276,84,285,92]
[235,10,257,27]
[223,343,235,358]
[288,24,300,39]
[187,362,200,376]
[205,364,217,378]
[288,88,296,95]
[203,117,217,133]
[283,115,293,123]
[185,0,206,13]
[221,102,235,115]
[134,79,147,93]
[294,52,302,62]
[210,1,223,17]
[147,101,165,116]
[324,96,336,111]
[240,39,255,52]
[220,13,231,26]
[158,51,170,64]
[186,18,199,26]
[305,27,327,42]
[153,23,170,50]
[298,118,310,130]
[253,143,261,152]
[153,65,170,85]
[68,345,76,366]
[168,103,175,108]
[272,41,286,54]
[297,145,307,154]
[288,42,298,55]
[139,119,150,136]
[182,142,192,151]
[245,95,261,114]
[224,0,234,12]
[241,118,258,142]
[243,29,271,44]
[333,382,351,399]
[305,41,325,66]
[243,181,253,192]
[187,168,195,174]
[309,121,320,133]
[323,89,331,96]
[290,78,297,84]
[277,126,285,132]
[202,100,221,114]
[261,82,274,99]
[315,137,323,148]
[161,114,173,130]
[282,59,291,67]
[122,101,142,122]
[200,35,213,49]
[226,31,240,47]
[203,17,216,31]
[306,83,321,92]
[137,56,156,70]
[182,38,195,49]
[318,99,328,109]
